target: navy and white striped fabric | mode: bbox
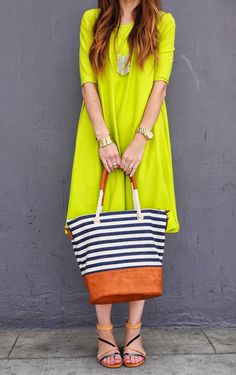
[67,208,168,276]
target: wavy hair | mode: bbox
[89,0,162,74]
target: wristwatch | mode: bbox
[136,127,153,140]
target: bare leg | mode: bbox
[124,299,146,365]
[95,304,122,365]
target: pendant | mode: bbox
[117,53,130,76]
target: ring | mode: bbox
[112,163,117,166]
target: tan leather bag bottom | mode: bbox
[83,266,163,304]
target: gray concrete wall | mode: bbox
[0,0,235,329]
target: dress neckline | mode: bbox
[115,21,134,28]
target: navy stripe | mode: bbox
[67,209,168,226]
[69,215,168,231]
[73,242,164,255]
[75,247,164,259]
[72,235,165,246]
[77,256,162,271]
[72,237,165,252]
[76,250,164,264]
[80,264,162,276]
[73,233,165,247]
[68,215,167,231]
[72,237,165,251]
[72,229,166,242]
[70,219,166,234]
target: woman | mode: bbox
[65,0,180,368]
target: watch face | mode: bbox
[145,130,153,139]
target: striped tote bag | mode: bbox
[65,167,169,304]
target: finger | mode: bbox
[106,158,114,172]
[111,157,118,169]
[120,156,126,169]
[121,159,129,172]
[115,156,121,168]
[128,160,140,176]
[124,160,133,173]
[101,158,110,173]
[126,163,135,175]
[129,161,139,177]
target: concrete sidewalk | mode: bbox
[0,327,236,374]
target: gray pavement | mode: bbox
[0,327,236,374]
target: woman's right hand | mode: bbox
[99,143,121,173]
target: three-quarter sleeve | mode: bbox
[79,11,97,86]
[153,12,176,84]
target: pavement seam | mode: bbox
[7,331,20,359]
[201,328,216,353]
[1,353,236,361]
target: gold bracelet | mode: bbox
[98,135,113,148]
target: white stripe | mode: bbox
[76,247,164,261]
[72,232,165,249]
[70,218,166,236]
[73,240,164,256]
[80,261,162,275]
[80,254,162,268]
[68,209,167,230]
[71,224,166,241]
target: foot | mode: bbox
[97,329,122,366]
[123,326,146,365]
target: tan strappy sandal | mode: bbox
[122,320,147,367]
[96,323,123,368]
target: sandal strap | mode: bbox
[96,323,113,330]
[99,352,121,362]
[125,320,142,329]
[98,337,116,347]
[123,345,146,358]
[125,333,140,347]
[97,347,120,361]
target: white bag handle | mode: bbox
[94,167,144,224]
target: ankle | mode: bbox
[96,323,114,339]
[98,330,114,339]
[97,321,112,327]
[125,320,141,327]
[125,322,142,342]
[125,320,141,331]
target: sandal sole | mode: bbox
[123,359,145,367]
[99,361,123,368]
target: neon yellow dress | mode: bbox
[64,8,180,234]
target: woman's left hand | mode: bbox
[120,133,147,176]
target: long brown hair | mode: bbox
[89,0,162,75]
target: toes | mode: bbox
[124,354,131,363]
[98,338,122,365]
[107,356,113,364]
[102,354,120,365]
[124,354,143,364]
[131,355,136,363]
[111,356,115,364]
[115,354,122,363]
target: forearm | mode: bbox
[133,80,167,145]
[81,82,109,140]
